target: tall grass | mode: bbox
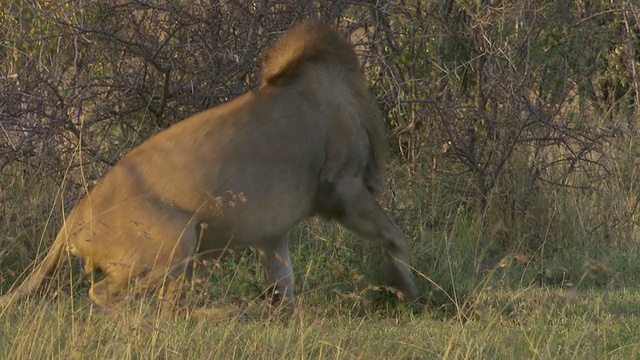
[2,2,640,356]
[2,159,640,358]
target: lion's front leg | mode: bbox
[330,177,419,301]
[260,236,295,309]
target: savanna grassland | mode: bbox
[2,1,640,359]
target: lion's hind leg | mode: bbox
[88,273,128,306]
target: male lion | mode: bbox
[1,21,419,310]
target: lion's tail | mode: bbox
[0,228,69,308]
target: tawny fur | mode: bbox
[0,21,418,310]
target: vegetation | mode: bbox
[1,0,639,358]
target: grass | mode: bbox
[2,218,640,359]
[2,162,640,358]
[2,285,640,358]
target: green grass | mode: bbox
[2,221,640,359]
[2,286,640,358]
[2,164,640,358]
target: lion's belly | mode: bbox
[195,182,315,253]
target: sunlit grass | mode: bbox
[2,151,640,359]
[2,281,640,358]
[2,208,640,359]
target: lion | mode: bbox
[0,21,419,311]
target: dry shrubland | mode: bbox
[2,3,640,358]
[1,0,640,300]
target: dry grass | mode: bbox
[2,198,640,358]
[3,157,640,358]
[2,278,640,358]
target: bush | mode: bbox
[1,0,639,301]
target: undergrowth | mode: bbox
[2,164,640,358]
